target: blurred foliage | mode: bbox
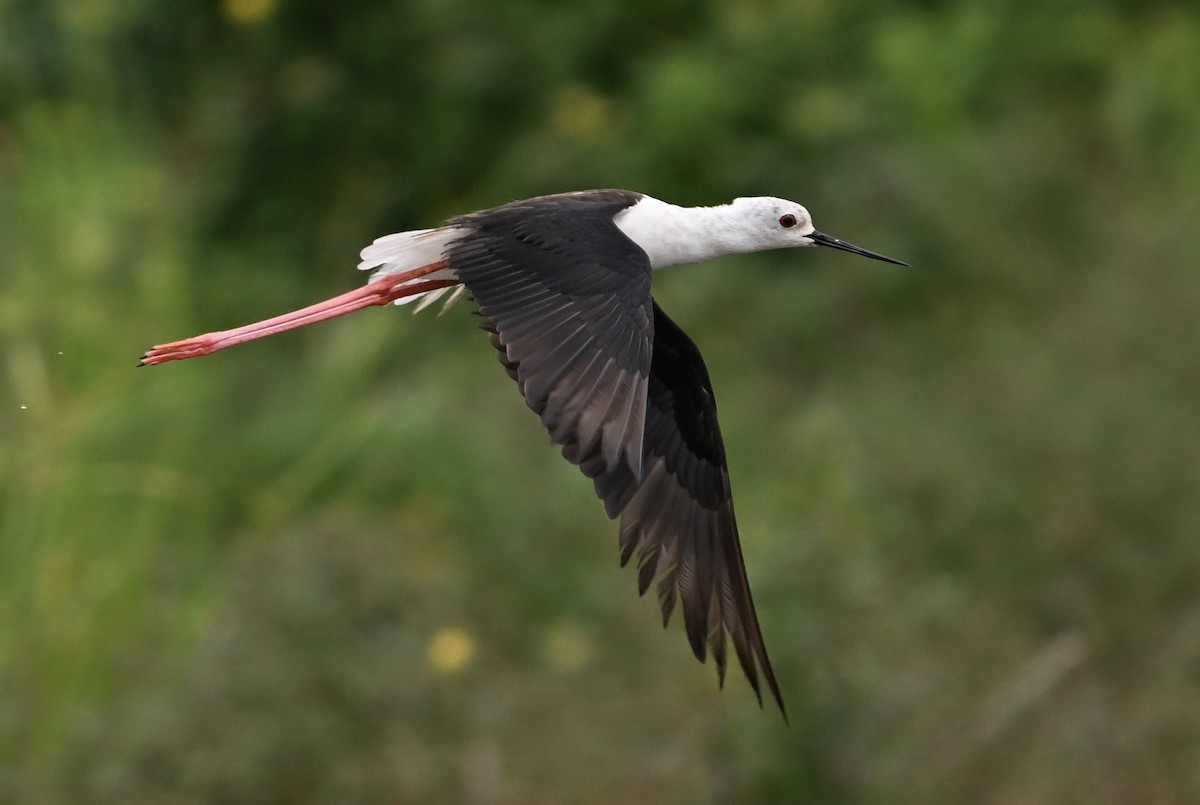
[2,0,1200,801]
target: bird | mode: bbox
[141,189,907,720]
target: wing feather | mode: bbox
[564,301,785,716]
[448,193,653,481]
[618,302,786,717]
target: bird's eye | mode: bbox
[779,214,797,228]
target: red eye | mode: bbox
[779,214,797,228]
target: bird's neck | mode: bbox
[614,197,758,270]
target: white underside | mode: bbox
[357,226,467,314]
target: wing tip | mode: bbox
[754,665,789,724]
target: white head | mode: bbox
[727,196,908,264]
[614,193,907,270]
[728,196,817,248]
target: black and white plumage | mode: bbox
[142,189,907,719]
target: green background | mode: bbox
[3,0,1199,801]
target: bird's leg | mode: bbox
[140,261,456,366]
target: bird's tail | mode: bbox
[358,226,467,314]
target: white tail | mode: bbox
[358,226,465,313]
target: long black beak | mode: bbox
[808,230,909,266]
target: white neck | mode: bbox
[613,196,763,270]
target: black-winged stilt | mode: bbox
[142,189,907,719]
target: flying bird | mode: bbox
[141,190,907,719]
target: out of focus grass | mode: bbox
[3,0,1200,801]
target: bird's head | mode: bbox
[730,196,908,265]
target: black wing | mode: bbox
[449,192,784,717]
[588,302,785,718]
[448,191,653,480]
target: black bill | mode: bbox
[808,230,909,266]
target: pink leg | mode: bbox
[140,261,457,366]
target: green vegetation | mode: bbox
[3,0,1199,800]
